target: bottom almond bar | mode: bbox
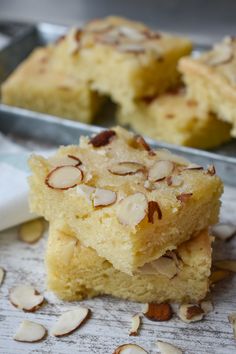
[46,225,212,303]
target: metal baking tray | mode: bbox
[0,21,236,186]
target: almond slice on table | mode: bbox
[148,161,174,182]
[108,162,146,176]
[178,304,204,323]
[143,303,172,321]
[0,267,5,286]
[210,269,232,284]
[93,188,117,207]
[14,320,47,342]
[51,307,90,337]
[212,223,236,241]
[200,300,214,314]
[214,260,236,272]
[18,218,45,244]
[156,341,182,354]
[129,314,141,336]
[45,165,83,190]
[116,193,148,226]
[113,344,148,354]
[89,130,116,147]
[9,285,44,312]
[48,154,82,167]
[228,313,236,339]
[147,201,162,223]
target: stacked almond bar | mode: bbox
[29,127,223,303]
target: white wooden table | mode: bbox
[0,186,236,354]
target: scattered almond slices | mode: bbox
[116,193,148,226]
[48,154,82,167]
[129,314,141,336]
[178,304,204,323]
[156,341,183,354]
[45,165,83,190]
[93,188,117,207]
[18,218,45,244]
[0,267,5,286]
[9,285,44,312]
[210,269,232,284]
[113,344,148,354]
[214,260,236,272]
[14,320,47,343]
[228,313,236,339]
[148,160,174,182]
[212,223,236,241]
[51,307,90,337]
[207,42,234,66]
[89,130,116,147]
[147,201,162,223]
[108,161,146,176]
[143,303,172,321]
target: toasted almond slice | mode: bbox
[48,154,82,167]
[113,344,147,354]
[151,257,178,279]
[214,260,236,272]
[93,188,117,207]
[176,193,193,203]
[183,163,203,171]
[89,130,116,147]
[210,269,232,284]
[228,313,236,339]
[147,201,162,223]
[166,175,183,187]
[134,135,154,154]
[129,314,141,336]
[212,223,236,241]
[14,320,47,342]
[0,267,5,286]
[18,218,44,244]
[9,285,44,312]
[143,303,172,321]
[207,164,216,176]
[108,162,146,176]
[116,193,148,226]
[51,307,90,337]
[200,300,214,314]
[156,341,183,354]
[45,165,83,190]
[118,26,146,41]
[148,161,174,182]
[76,184,95,202]
[207,43,233,66]
[118,43,145,53]
[178,304,204,323]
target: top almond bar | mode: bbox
[52,16,192,111]
[29,127,222,275]
[179,37,236,136]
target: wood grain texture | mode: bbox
[0,186,236,354]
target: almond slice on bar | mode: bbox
[108,162,146,176]
[207,43,234,66]
[9,285,44,312]
[214,260,236,272]
[210,269,232,284]
[143,303,172,321]
[19,218,45,244]
[0,267,5,286]
[93,188,117,207]
[113,344,148,354]
[156,150,189,166]
[51,307,90,337]
[89,130,116,147]
[14,320,47,343]
[76,184,95,202]
[183,163,203,171]
[118,26,146,41]
[45,165,83,190]
[212,223,236,241]
[207,164,216,176]
[166,175,183,187]
[118,43,145,54]
[147,201,162,223]
[48,154,82,167]
[116,193,148,226]
[178,304,204,323]
[134,135,154,154]
[151,257,178,279]
[176,193,193,203]
[148,160,174,182]
[129,314,141,336]
[228,313,236,339]
[156,341,182,354]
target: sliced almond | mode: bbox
[116,193,148,227]
[148,160,174,182]
[48,154,82,167]
[108,162,146,176]
[14,320,47,343]
[206,43,234,66]
[129,314,141,336]
[45,165,83,190]
[156,149,189,166]
[178,304,204,323]
[214,260,236,272]
[118,26,146,41]
[212,223,236,241]
[183,163,203,171]
[0,267,5,286]
[143,180,156,191]
[67,28,82,55]
[151,256,178,279]
[200,300,214,314]
[207,164,216,176]
[228,313,236,339]
[93,188,117,207]
[118,43,145,54]
[18,218,44,244]
[134,135,154,155]
[113,344,147,354]
[143,303,172,321]
[148,201,162,223]
[156,341,183,354]
[89,130,116,147]
[51,307,90,337]
[210,269,232,284]
[166,175,183,187]
[176,193,193,203]
[9,285,44,312]
[76,184,95,202]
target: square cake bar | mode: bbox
[29,127,222,275]
[46,224,212,303]
[179,37,236,136]
[1,46,103,123]
[117,89,231,149]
